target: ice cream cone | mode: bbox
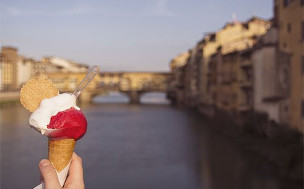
[48,138,76,172]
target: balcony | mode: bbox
[240,79,252,89]
[240,60,252,68]
[238,103,251,112]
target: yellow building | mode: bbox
[168,52,190,105]
[216,51,240,112]
[276,0,304,132]
[201,17,271,109]
[184,44,203,107]
[0,47,18,91]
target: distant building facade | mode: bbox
[16,57,35,88]
[200,17,271,113]
[169,17,271,113]
[252,27,290,124]
[0,46,89,92]
[0,47,18,91]
[184,45,203,107]
[168,51,189,105]
[275,0,304,131]
[41,57,88,73]
[0,62,2,90]
[168,10,303,133]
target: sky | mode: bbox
[0,0,273,72]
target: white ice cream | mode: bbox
[29,93,80,134]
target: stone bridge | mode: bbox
[45,72,171,103]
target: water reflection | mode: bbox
[92,92,170,104]
[0,96,302,189]
[189,115,303,189]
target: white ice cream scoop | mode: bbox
[30,65,101,138]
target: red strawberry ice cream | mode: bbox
[47,107,87,140]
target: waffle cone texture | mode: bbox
[48,139,76,172]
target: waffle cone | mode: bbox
[48,139,76,172]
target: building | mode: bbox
[184,45,203,107]
[168,51,190,105]
[0,61,2,91]
[16,57,35,88]
[252,27,290,124]
[0,46,90,92]
[168,3,303,133]
[0,47,18,91]
[201,33,218,108]
[0,46,57,90]
[276,0,304,132]
[41,57,88,73]
[205,47,221,116]
[32,59,60,76]
[216,50,240,112]
[239,48,254,113]
[168,17,271,111]
[200,17,271,113]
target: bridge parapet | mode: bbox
[45,72,101,92]
[44,71,172,103]
[119,72,171,92]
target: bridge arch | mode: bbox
[140,92,170,104]
[91,92,129,104]
[88,91,169,104]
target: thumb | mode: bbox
[39,159,61,189]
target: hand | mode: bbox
[39,152,85,189]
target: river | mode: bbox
[0,93,302,189]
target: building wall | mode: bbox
[202,40,218,105]
[217,51,240,112]
[238,49,253,112]
[17,58,34,88]
[277,0,304,132]
[0,46,91,93]
[253,46,280,122]
[0,62,2,91]
[42,57,88,73]
[169,51,190,103]
[0,57,14,91]
[200,18,271,108]
[0,47,18,91]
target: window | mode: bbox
[287,23,291,33]
[302,101,304,118]
[302,21,304,40]
[283,0,290,6]
[302,56,304,75]
[279,21,283,30]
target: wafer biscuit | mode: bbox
[20,77,59,112]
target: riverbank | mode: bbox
[189,108,303,183]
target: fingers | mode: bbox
[69,152,84,181]
[64,152,84,189]
[39,159,61,189]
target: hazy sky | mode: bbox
[0,0,273,71]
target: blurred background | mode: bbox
[0,0,303,188]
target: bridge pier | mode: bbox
[129,91,140,104]
[124,91,141,104]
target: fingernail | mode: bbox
[40,159,50,167]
